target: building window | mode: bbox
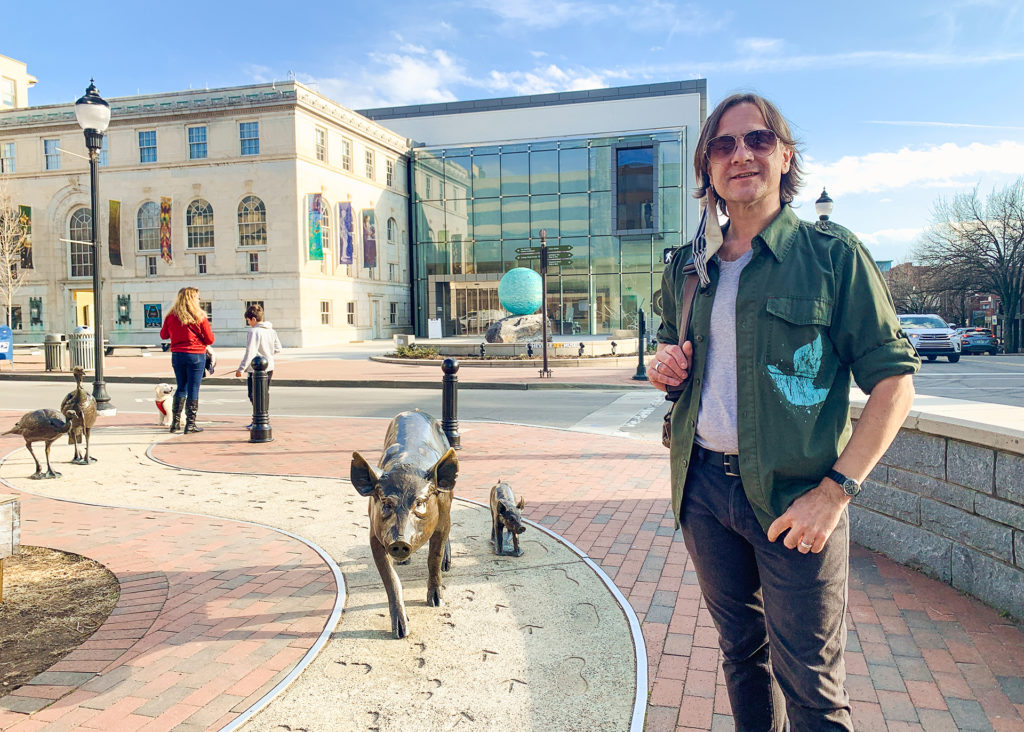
[245,299,264,312]
[197,253,208,275]
[365,149,375,180]
[186,199,215,249]
[1,78,14,107]
[239,121,259,156]
[137,201,160,251]
[389,302,397,325]
[98,136,108,167]
[0,142,13,173]
[386,159,394,187]
[147,255,157,277]
[237,195,266,247]
[346,301,355,325]
[138,130,157,163]
[199,300,213,323]
[613,144,657,232]
[315,127,327,162]
[341,138,352,171]
[319,199,332,274]
[10,305,22,330]
[188,126,207,160]
[389,263,399,281]
[387,217,397,247]
[69,207,92,277]
[44,138,60,170]
[248,252,259,273]
[320,300,331,325]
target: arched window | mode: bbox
[137,202,160,251]
[69,207,92,277]
[320,199,332,274]
[237,195,266,247]
[186,199,214,249]
[387,217,397,247]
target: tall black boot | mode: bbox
[169,395,185,433]
[183,398,204,434]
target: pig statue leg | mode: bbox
[426,529,449,607]
[492,518,505,555]
[369,533,408,639]
[442,539,451,572]
[511,531,523,557]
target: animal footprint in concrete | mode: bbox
[574,601,600,626]
[552,567,580,586]
[336,660,372,674]
[504,678,527,693]
[519,623,543,635]
[556,656,589,694]
[481,649,498,662]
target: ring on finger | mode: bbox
[799,539,813,549]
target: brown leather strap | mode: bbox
[665,265,699,403]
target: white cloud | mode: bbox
[464,0,727,33]
[868,120,1024,131]
[735,37,784,55]
[856,227,924,247]
[483,64,608,96]
[800,141,1024,197]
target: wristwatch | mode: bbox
[827,469,861,497]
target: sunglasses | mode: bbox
[704,129,779,162]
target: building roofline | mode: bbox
[358,79,707,121]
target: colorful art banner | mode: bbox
[144,303,162,328]
[108,200,122,267]
[308,194,324,261]
[338,202,353,265]
[159,197,172,263]
[362,209,377,269]
[17,205,32,269]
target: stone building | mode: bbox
[0,78,411,346]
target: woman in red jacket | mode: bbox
[160,287,214,433]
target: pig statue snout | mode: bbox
[388,540,413,561]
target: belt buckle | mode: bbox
[723,453,740,477]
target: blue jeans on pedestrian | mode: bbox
[679,445,853,731]
[171,351,205,401]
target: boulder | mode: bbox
[485,314,554,343]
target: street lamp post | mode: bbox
[815,187,834,221]
[74,80,115,415]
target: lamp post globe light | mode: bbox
[74,80,115,415]
[815,187,834,221]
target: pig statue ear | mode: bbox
[350,452,381,496]
[432,447,459,492]
[517,496,526,511]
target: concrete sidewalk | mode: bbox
[1,409,1022,730]
[0,341,652,390]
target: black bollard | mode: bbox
[479,342,486,358]
[441,358,461,450]
[249,355,273,443]
[633,310,648,381]
[611,341,617,356]
[527,342,534,358]
[578,341,585,357]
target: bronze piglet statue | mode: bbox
[351,410,458,639]
[490,481,526,556]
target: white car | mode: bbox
[898,314,961,363]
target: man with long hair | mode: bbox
[160,287,214,433]
[649,93,919,729]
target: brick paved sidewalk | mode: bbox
[0,469,337,731]
[156,416,1024,731]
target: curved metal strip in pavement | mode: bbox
[459,495,649,732]
[0,443,346,732]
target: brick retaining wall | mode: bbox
[849,415,1024,621]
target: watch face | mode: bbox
[843,479,860,496]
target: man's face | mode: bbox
[707,103,793,213]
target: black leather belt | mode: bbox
[692,444,741,477]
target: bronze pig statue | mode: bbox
[351,410,458,639]
[490,481,526,556]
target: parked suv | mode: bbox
[898,314,962,362]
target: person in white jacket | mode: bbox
[235,304,282,427]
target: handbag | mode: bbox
[662,263,699,449]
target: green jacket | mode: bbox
[657,205,920,532]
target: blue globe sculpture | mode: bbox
[498,268,543,315]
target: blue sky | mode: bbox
[8,0,1024,264]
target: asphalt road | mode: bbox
[3,353,1023,445]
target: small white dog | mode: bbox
[155,384,175,426]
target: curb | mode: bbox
[0,372,650,391]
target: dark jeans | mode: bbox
[246,370,273,405]
[679,447,853,731]
[171,351,205,401]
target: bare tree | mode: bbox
[915,179,1024,351]
[885,262,942,314]
[0,176,28,328]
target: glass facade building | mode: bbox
[411,129,686,337]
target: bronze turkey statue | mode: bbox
[2,409,72,479]
[61,366,98,465]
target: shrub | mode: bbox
[392,344,441,359]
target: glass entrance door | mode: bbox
[451,283,505,336]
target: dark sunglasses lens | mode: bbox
[706,136,736,159]
[745,129,778,154]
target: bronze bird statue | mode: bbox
[2,409,72,479]
[60,365,98,465]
